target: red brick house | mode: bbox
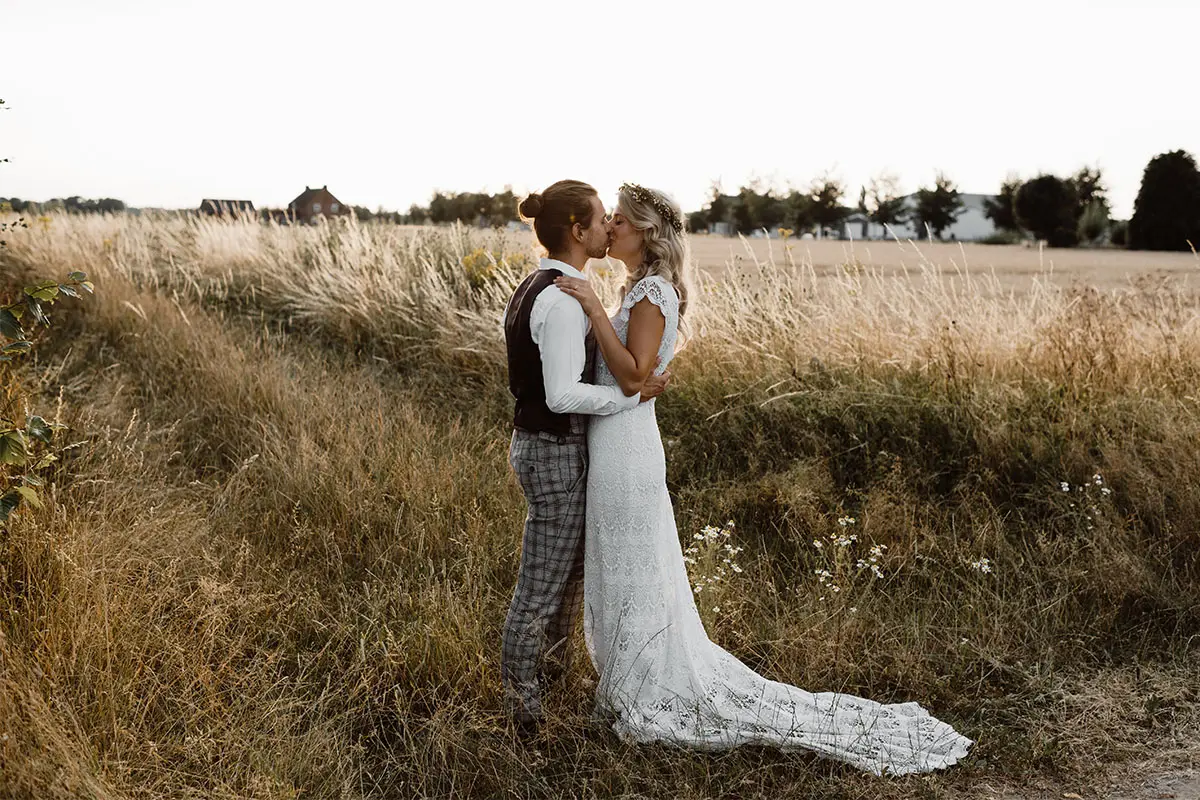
[288,185,348,224]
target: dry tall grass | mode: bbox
[1,213,1198,799]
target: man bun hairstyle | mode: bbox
[517,193,544,218]
[518,179,598,254]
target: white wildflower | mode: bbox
[969,557,994,575]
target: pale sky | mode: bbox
[2,0,1196,219]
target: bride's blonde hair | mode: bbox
[616,183,692,338]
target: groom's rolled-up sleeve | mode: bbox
[537,293,641,416]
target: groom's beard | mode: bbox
[586,240,610,259]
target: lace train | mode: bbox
[581,275,972,775]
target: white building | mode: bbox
[841,193,999,241]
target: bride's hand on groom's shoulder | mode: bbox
[554,276,603,319]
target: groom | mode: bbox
[501,179,668,734]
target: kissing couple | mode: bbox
[500,179,972,775]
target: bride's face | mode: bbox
[606,203,644,265]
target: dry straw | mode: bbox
[1,211,1199,798]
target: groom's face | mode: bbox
[580,194,613,260]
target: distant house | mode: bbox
[288,185,349,224]
[199,199,256,218]
[840,193,1000,241]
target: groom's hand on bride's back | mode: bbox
[640,361,670,402]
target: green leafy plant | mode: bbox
[0,271,93,523]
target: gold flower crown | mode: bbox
[620,182,684,235]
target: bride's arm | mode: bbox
[555,277,664,397]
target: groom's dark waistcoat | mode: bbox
[505,269,594,437]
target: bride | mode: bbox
[552,183,972,776]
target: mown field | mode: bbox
[1,213,1198,799]
[687,234,1200,293]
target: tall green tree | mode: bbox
[983,174,1022,232]
[427,191,451,223]
[1128,150,1200,251]
[1014,174,1078,247]
[732,184,762,234]
[407,204,428,225]
[808,175,847,233]
[757,192,788,231]
[1069,165,1109,219]
[784,190,813,233]
[866,171,907,236]
[705,182,733,229]
[1077,200,1110,244]
[727,180,789,235]
[488,187,517,227]
[911,172,964,240]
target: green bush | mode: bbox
[0,272,93,522]
[1015,175,1078,247]
[1110,219,1129,247]
[1128,149,1200,251]
[978,230,1025,245]
[1077,200,1110,245]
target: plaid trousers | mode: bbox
[501,427,588,725]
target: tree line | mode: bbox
[685,148,1200,252]
[686,171,968,240]
[1,196,127,215]
[350,188,521,227]
[5,154,1198,252]
[980,150,1200,250]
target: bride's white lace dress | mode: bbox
[582,275,972,776]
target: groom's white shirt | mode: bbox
[529,257,641,415]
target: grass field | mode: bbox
[1,214,1198,799]
[686,234,1200,292]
